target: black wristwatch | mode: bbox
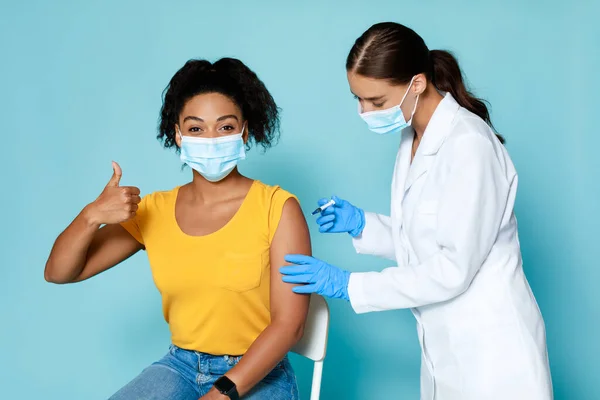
[214,376,239,400]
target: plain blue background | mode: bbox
[1,0,598,399]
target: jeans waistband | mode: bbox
[168,344,291,375]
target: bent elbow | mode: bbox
[44,263,55,283]
[44,269,62,284]
[44,263,71,284]
[443,265,477,299]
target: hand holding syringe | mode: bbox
[311,196,365,237]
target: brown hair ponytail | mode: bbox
[429,50,503,143]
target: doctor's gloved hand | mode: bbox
[316,196,365,237]
[280,255,351,301]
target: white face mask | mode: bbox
[358,76,419,135]
[178,125,246,182]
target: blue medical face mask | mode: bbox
[178,125,246,182]
[359,76,419,135]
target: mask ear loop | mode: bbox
[408,94,419,124]
[403,76,420,125]
[399,76,416,108]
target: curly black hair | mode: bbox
[158,58,280,151]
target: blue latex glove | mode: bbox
[280,254,351,301]
[316,196,365,237]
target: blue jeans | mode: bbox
[109,345,299,399]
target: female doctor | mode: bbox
[280,22,553,399]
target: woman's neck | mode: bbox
[186,169,252,205]
[412,84,444,140]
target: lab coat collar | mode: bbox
[419,92,460,156]
[403,93,460,193]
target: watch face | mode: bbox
[215,376,236,393]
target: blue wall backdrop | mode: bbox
[1,0,598,399]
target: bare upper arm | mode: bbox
[73,224,144,282]
[269,197,311,326]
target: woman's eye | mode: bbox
[189,127,201,133]
[221,125,235,131]
[373,102,385,108]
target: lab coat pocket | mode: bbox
[216,251,265,292]
[410,200,439,257]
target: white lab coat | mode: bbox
[348,93,553,400]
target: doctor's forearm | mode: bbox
[350,253,480,311]
[352,212,398,260]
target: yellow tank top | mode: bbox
[120,180,296,355]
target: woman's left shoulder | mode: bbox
[252,180,298,204]
[449,111,495,143]
[253,181,303,242]
[443,117,515,180]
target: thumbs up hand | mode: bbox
[86,162,141,225]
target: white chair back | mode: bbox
[291,295,330,400]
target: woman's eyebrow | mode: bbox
[216,114,239,122]
[182,115,238,123]
[364,95,385,101]
[350,92,385,102]
[183,116,204,122]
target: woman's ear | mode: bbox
[413,73,428,95]
[174,125,182,147]
[242,122,249,144]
